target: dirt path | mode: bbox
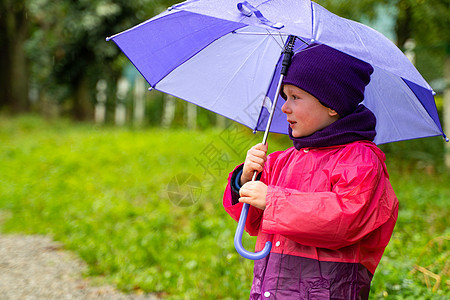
[0,234,159,300]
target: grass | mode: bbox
[0,114,448,299]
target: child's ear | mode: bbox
[328,109,339,117]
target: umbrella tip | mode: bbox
[444,135,449,142]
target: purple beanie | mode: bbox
[282,43,374,117]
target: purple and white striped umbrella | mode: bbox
[107,0,445,145]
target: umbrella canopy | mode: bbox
[107,0,446,144]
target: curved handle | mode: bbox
[234,203,272,260]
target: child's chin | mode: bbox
[292,130,312,138]
[291,131,303,138]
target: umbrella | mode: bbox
[107,0,447,260]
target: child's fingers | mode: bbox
[239,183,251,197]
[238,195,257,206]
[238,195,249,202]
[239,181,259,197]
[241,144,268,184]
[253,143,268,152]
[238,181,267,210]
[248,144,268,159]
[244,161,264,177]
[246,148,267,170]
[248,155,266,168]
[248,150,267,163]
[243,153,265,177]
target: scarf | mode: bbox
[289,105,377,150]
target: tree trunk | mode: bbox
[0,0,29,112]
[395,0,412,48]
[72,75,92,120]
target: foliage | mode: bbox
[370,166,449,299]
[24,0,179,116]
[0,0,29,111]
[317,0,449,84]
[1,0,447,120]
[0,115,448,299]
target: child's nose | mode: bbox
[281,101,290,114]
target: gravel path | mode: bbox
[0,234,159,300]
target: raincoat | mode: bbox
[223,141,398,299]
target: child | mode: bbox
[223,43,398,299]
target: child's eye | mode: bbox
[285,94,300,101]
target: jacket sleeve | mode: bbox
[261,147,398,250]
[223,164,264,236]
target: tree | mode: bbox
[317,0,449,83]
[0,0,29,112]
[14,0,177,120]
[26,0,168,119]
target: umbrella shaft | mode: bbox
[253,73,285,182]
[262,74,285,145]
[261,35,295,146]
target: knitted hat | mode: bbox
[281,43,374,117]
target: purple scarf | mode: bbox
[289,105,377,150]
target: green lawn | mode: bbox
[0,115,448,299]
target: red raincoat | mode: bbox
[223,141,398,299]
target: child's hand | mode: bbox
[239,181,268,210]
[241,143,268,185]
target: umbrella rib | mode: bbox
[342,19,374,65]
[267,30,285,50]
[310,0,315,39]
[232,31,289,37]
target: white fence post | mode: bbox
[115,77,129,126]
[134,76,146,126]
[161,94,176,128]
[95,79,107,124]
[186,102,197,130]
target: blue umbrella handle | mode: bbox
[234,203,272,260]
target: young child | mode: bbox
[223,43,398,299]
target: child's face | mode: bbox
[281,85,339,138]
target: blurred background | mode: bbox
[1,0,448,125]
[0,0,449,299]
